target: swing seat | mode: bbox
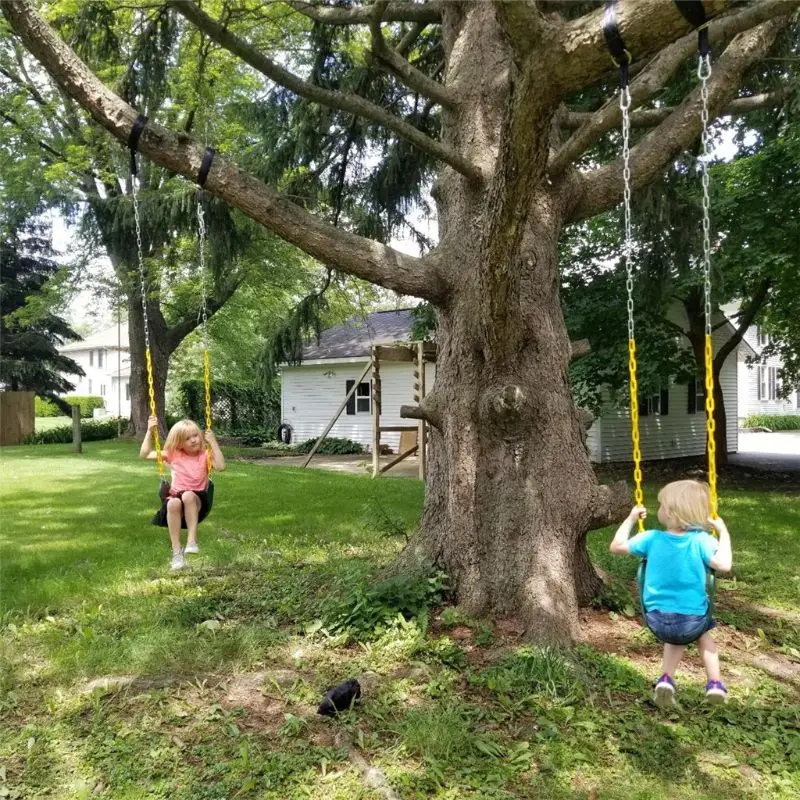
[637,558,715,645]
[158,477,214,512]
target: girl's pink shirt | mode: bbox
[163,448,208,491]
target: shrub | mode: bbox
[325,569,450,637]
[294,437,364,455]
[34,397,61,417]
[742,414,800,431]
[23,418,123,444]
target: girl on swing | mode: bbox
[140,416,225,570]
[610,479,732,707]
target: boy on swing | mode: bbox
[610,479,732,707]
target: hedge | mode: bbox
[35,395,105,418]
[23,418,123,444]
[742,414,800,431]
[179,380,280,435]
[294,437,365,455]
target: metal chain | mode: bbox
[197,196,214,475]
[621,84,644,529]
[131,164,164,474]
[697,53,718,519]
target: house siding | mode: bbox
[737,327,800,420]
[63,347,131,417]
[281,361,435,452]
[589,329,739,463]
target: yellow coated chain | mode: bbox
[620,84,645,532]
[698,53,719,520]
[131,159,165,478]
[197,193,213,476]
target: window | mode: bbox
[756,326,770,347]
[88,379,93,394]
[797,391,800,410]
[125,382,130,401]
[345,380,371,415]
[757,366,767,400]
[89,349,94,366]
[769,366,780,401]
[687,377,705,414]
[98,349,104,368]
[639,385,669,417]
[100,384,106,396]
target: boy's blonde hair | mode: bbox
[657,480,710,531]
[163,419,203,454]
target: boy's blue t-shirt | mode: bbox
[628,529,718,616]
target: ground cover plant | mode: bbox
[1,441,798,799]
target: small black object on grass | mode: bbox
[317,679,361,716]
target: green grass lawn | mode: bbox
[34,416,75,431]
[2,441,798,799]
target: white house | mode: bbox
[736,323,800,422]
[59,322,131,417]
[280,308,755,463]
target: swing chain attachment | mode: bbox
[697,52,718,519]
[129,115,164,477]
[620,84,645,531]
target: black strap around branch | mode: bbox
[603,0,632,88]
[127,114,148,177]
[198,146,215,188]
[675,0,711,57]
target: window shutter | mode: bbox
[688,379,696,414]
[345,380,356,415]
[660,387,669,416]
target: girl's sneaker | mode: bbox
[705,680,728,704]
[184,542,199,554]
[653,673,676,708]
[171,550,187,571]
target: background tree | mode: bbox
[5,0,798,643]
[0,221,84,412]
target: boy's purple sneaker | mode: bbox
[705,680,728,704]
[654,673,676,708]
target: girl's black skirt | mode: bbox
[151,482,213,529]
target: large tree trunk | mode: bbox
[410,4,625,644]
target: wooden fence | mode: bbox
[0,391,35,445]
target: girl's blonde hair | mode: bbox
[658,480,710,531]
[163,419,203,454]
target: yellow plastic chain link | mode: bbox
[144,348,164,477]
[203,348,213,476]
[704,334,718,519]
[628,339,645,532]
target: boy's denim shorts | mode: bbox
[645,610,715,646]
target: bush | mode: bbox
[742,414,800,431]
[179,380,280,435]
[23,418,123,444]
[325,569,450,637]
[34,397,61,417]
[295,437,364,455]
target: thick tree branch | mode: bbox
[168,1,480,181]
[493,0,547,58]
[552,0,734,95]
[568,18,789,223]
[551,0,797,174]
[368,1,456,109]
[283,1,441,25]
[1,0,446,302]
[569,338,591,361]
[166,276,245,350]
[564,90,790,130]
[714,278,772,368]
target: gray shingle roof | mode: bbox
[302,308,414,360]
